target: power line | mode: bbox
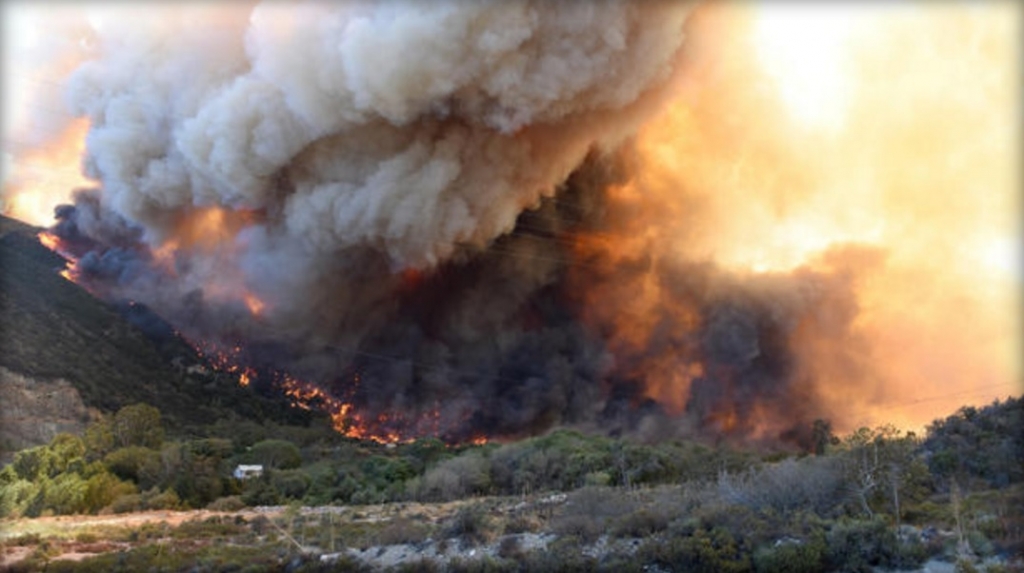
[877,381,1021,411]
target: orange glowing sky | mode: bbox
[624,1,1021,432]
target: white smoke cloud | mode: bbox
[65,0,693,269]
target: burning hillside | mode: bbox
[2,1,1020,446]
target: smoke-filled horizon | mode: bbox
[2,1,1020,445]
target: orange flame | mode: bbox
[37,231,81,283]
[37,231,61,252]
[144,206,269,318]
[192,340,460,445]
[163,207,261,253]
[243,293,266,317]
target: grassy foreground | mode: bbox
[3,480,1022,572]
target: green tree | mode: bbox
[812,419,838,456]
[242,471,281,506]
[838,425,929,525]
[103,446,162,489]
[11,446,46,481]
[250,439,302,470]
[2,434,140,516]
[922,397,1023,487]
[111,403,164,449]
[272,469,312,499]
[190,438,233,459]
[11,434,86,482]
[402,437,451,473]
[82,471,136,513]
[0,466,39,518]
[43,473,88,514]
[173,451,225,508]
[413,451,490,501]
[84,418,115,459]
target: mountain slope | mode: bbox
[1,217,195,413]
[0,214,321,455]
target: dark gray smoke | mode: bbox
[40,1,880,446]
[53,147,868,448]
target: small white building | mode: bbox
[233,464,264,480]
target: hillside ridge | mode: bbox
[0,214,323,453]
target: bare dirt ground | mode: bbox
[3,508,259,536]
[0,498,513,568]
[1,508,278,567]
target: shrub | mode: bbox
[552,486,637,542]
[597,554,648,573]
[903,500,952,526]
[413,453,491,502]
[249,515,271,536]
[825,518,926,572]
[272,469,312,500]
[955,558,981,573]
[612,508,671,538]
[445,505,493,546]
[378,517,432,546]
[752,538,826,573]
[966,530,994,557]
[103,446,161,488]
[171,516,247,539]
[497,535,522,559]
[250,439,302,470]
[518,536,596,573]
[696,503,769,546]
[139,487,180,510]
[83,471,136,514]
[393,559,443,573]
[350,487,384,506]
[637,527,751,573]
[503,512,542,534]
[242,476,281,507]
[110,493,144,514]
[717,457,845,516]
[401,437,451,473]
[208,495,247,511]
[552,514,605,544]
[74,531,99,544]
[446,556,517,573]
[189,438,233,458]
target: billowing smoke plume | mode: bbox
[68,2,687,263]
[7,1,1021,444]
[44,0,707,441]
[60,1,691,336]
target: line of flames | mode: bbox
[189,340,410,444]
[38,231,486,446]
[192,340,487,446]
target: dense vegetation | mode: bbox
[2,396,1021,572]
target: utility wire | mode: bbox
[877,381,1021,411]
